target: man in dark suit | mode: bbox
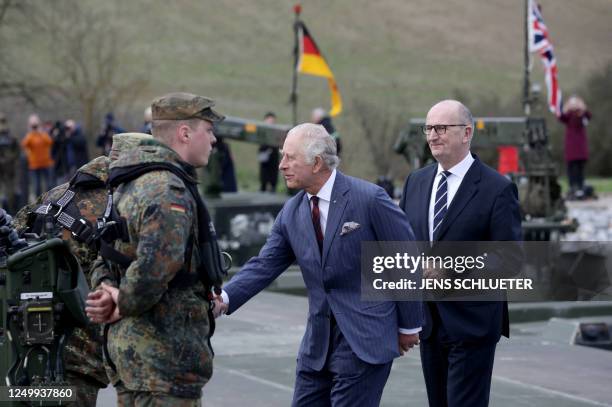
[399,100,522,407]
[215,123,423,406]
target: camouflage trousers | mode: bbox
[65,370,105,406]
[116,383,201,407]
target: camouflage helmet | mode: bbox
[109,132,153,161]
[151,92,225,122]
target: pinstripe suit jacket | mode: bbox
[224,171,423,370]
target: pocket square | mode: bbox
[341,221,361,236]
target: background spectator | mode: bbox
[217,136,237,192]
[0,112,20,212]
[311,107,342,156]
[21,114,54,197]
[258,112,280,192]
[559,95,592,199]
[96,112,125,155]
[66,119,89,169]
[50,120,73,184]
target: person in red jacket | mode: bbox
[559,96,592,199]
[21,114,54,197]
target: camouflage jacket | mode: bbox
[13,155,111,385]
[91,139,212,398]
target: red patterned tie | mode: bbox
[311,196,324,253]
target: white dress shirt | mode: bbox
[306,169,336,236]
[428,152,475,241]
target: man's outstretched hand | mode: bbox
[212,296,228,319]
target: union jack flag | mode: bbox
[528,0,563,116]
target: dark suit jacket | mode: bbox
[225,171,423,370]
[399,156,522,343]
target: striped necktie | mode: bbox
[311,196,324,253]
[433,171,451,240]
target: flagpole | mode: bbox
[523,0,531,116]
[290,4,302,126]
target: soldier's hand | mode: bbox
[86,288,115,323]
[100,283,122,323]
[398,332,420,356]
[106,304,122,324]
[212,296,228,319]
[100,282,120,304]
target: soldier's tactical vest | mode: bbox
[98,163,228,370]
[100,162,228,297]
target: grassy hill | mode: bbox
[3,0,611,188]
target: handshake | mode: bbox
[212,294,228,319]
[85,283,123,324]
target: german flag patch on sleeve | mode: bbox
[170,203,186,213]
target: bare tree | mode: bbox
[0,0,46,104]
[352,98,410,182]
[1,0,149,143]
[34,0,149,139]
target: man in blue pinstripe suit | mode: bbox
[215,123,423,406]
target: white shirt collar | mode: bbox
[307,169,336,202]
[436,152,474,180]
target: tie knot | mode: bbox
[311,196,319,205]
[441,171,451,179]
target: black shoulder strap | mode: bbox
[69,171,105,189]
[32,189,96,246]
[29,169,107,244]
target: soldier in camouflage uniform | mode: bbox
[0,113,20,213]
[86,92,224,406]
[13,132,152,406]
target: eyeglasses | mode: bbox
[421,124,468,136]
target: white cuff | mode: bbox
[221,290,229,306]
[398,327,422,335]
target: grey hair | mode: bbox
[289,123,340,170]
[456,101,474,130]
[455,101,475,147]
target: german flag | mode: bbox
[296,22,342,117]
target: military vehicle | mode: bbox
[0,208,89,404]
[201,117,292,268]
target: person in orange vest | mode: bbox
[21,114,54,197]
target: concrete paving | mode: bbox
[96,291,612,406]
